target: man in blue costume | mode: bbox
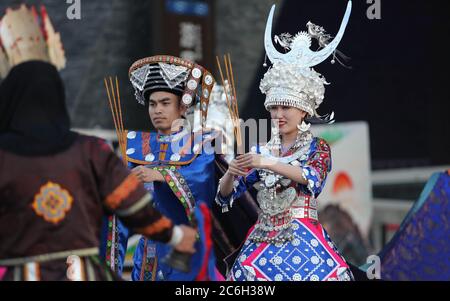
[101,55,220,281]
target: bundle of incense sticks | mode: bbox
[216,54,244,154]
[104,76,126,164]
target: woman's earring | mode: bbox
[298,120,311,132]
[271,121,281,151]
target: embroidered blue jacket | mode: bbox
[100,129,218,280]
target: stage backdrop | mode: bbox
[312,121,373,239]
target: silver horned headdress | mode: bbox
[260,1,352,123]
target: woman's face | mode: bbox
[268,105,307,135]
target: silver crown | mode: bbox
[261,1,352,118]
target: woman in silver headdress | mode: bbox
[216,1,355,281]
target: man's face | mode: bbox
[148,91,186,134]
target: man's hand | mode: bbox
[174,225,197,254]
[131,166,164,183]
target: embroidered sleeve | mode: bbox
[90,138,173,243]
[215,169,259,213]
[152,166,198,226]
[300,138,332,198]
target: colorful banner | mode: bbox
[312,121,373,239]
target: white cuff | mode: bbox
[168,225,183,247]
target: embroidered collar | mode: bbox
[261,131,313,164]
[156,127,189,143]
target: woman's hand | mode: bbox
[219,157,248,197]
[236,153,274,170]
[132,166,164,183]
[226,157,248,177]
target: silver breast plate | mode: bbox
[257,186,297,216]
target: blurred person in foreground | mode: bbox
[0,4,196,281]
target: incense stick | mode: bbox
[215,56,234,116]
[109,77,122,157]
[104,76,126,164]
[227,54,239,120]
[225,54,243,153]
[115,77,126,160]
[216,54,243,154]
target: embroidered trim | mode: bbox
[129,56,194,77]
[140,239,158,281]
[139,239,147,281]
[126,155,200,166]
[137,216,172,237]
[153,166,196,225]
[142,132,151,156]
[158,143,169,161]
[115,194,152,217]
[215,179,239,213]
[105,174,140,210]
[105,215,119,272]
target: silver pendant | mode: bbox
[264,174,277,188]
[280,178,292,187]
[170,153,181,162]
[204,74,213,85]
[192,67,202,79]
[257,186,297,216]
[145,153,155,162]
[127,131,137,139]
